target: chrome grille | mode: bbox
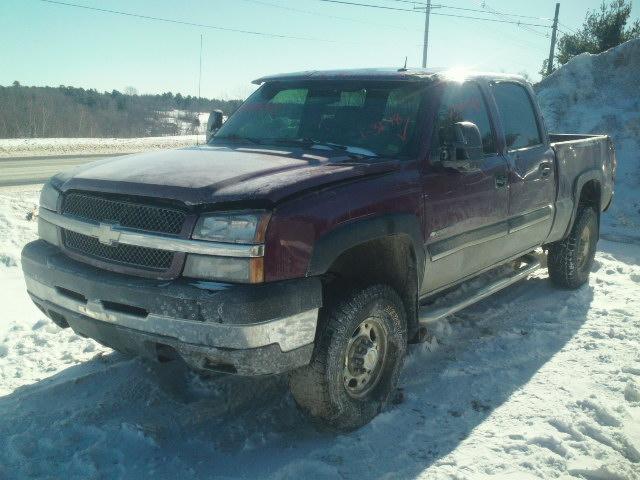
[62,193,186,234]
[64,231,174,270]
[60,192,186,274]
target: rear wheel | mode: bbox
[547,206,598,289]
[289,284,407,431]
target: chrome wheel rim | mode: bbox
[343,318,387,398]
[577,223,592,270]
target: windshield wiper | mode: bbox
[272,138,377,159]
[213,134,263,145]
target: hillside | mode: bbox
[536,38,640,238]
[0,83,242,139]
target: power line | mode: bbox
[387,0,553,21]
[75,0,549,40]
[238,0,418,32]
[469,1,550,38]
[37,0,346,43]
[316,0,552,28]
[558,21,578,34]
[415,0,552,67]
[432,1,551,40]
[437,4,551,21]
[431,11,550,28]
[317,0,418,12]
[439,8,547,50]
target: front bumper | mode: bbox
[22,240,322,375]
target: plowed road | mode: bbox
[0,154,123,186]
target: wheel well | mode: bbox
[578,180,601,234]
[579,180,601,211]
[322,235,419,340]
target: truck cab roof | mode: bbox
[252,67,527,85]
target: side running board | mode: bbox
[418,254,541,325]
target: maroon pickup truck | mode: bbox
[22,68,615,431]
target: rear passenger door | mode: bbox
[490,81,555,249]
[421,80,509,294]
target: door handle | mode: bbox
[539,162,553,178]
[495,173,507,188]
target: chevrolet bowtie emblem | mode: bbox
[96,222,121,246]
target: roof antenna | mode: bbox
[398,56,408,72]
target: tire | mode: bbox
[547,206,598,289]
[289,284,407,432]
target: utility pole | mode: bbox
[198,33,203,101]
[421,0,431,68]
[197,34,203,145]
[547,3,560,76]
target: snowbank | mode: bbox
[536,38,640,238]
[0,135,205,158]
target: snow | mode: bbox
[0,192,638,477]
[0,135,205,158]
[1,40,640,479]
[158,110,212,135]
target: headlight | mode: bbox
[39,182,60,211]
[186,211,270,283]
[192,211,270,244]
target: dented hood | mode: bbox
[53,145,397,207]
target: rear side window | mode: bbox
[492,82,542,150]
[433,82,496,155]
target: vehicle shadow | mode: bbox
[0,274,593,479]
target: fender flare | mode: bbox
[565,168,602,237]
[306,213,425,286]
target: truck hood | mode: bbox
[54,145,398,207]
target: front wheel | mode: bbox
[547,206,598,289]
[289,284,407,431]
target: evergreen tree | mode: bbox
[541,0,639,76]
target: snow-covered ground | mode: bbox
[1,40,639,479]
[158,110,211,135]
[0,186,639,479]
[0,135,205,158]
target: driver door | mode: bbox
[421,80,510,295]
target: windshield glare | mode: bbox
[212,81,426,158]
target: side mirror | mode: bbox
[206,110,224,142]
[440,121,483,171]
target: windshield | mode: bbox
[212,81,426,158]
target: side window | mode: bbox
[491,82,542,150]
[433,82,496,155]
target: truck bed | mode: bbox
[549,133,614,193]
[549,134,613,180]
[545,132,615,244]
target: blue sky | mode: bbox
[1,0,637,99]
